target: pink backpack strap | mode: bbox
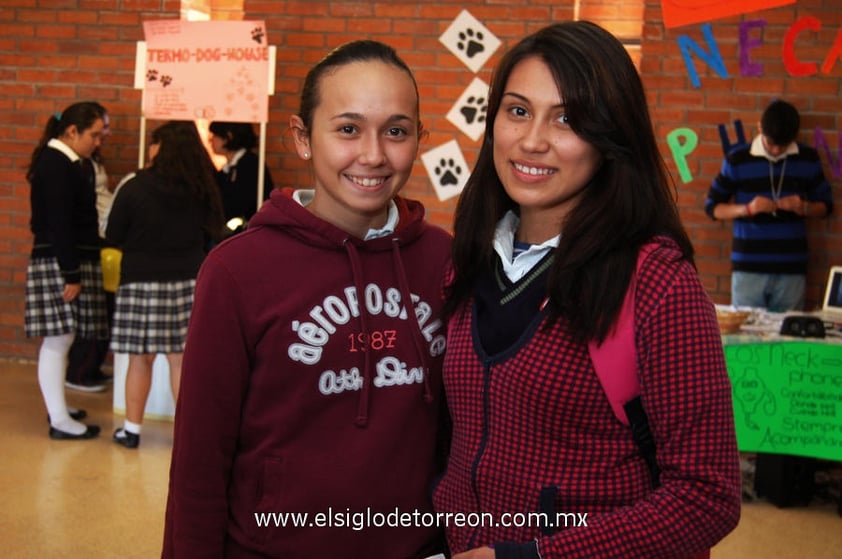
[588,243,658,426]
[588,242,711,559]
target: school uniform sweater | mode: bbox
[105,169,212,284]
[163,189,452,558]
[29,140,101,284]
[704,142,832,274]
[432,237,741,558]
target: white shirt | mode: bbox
[749,134,799,162]
[47,137,80,162]
[222,149,247,174]
[492,210,560,283]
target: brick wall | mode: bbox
[0,0,839,360]
[641,0,842,306]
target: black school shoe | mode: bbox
[112,428,140,449]
[49,424,101,440]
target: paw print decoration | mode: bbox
[458,28,485,59]
[446,77,490,142]
[421,139,470,202]
[251,26,265,44]
[146,69,173,87]
[439,9,501,73]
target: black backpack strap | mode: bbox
[538,485,557,536]
[624,396,661,489]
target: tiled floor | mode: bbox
[1,358,840,557]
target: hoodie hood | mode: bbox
[249,187,429,252]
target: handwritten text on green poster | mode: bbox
[725,342,842,461]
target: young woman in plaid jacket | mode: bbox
[433,22,741,559]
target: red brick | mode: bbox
[329,2,374,17]
[0,0,840,360]
[285,33,328,48]
[15,9,57,23]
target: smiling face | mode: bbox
[492,56,602,243]
[291,60,420,238]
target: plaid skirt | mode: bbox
[24,257,109,339]
[111,280,196,354]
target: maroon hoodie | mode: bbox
[163,190,451,558]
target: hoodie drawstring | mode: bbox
[343,237,436,428]
[391,239,434,404]
[343,239,373,428]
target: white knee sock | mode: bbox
[39,333,85,434]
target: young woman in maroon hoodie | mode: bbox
[163,41,451,558]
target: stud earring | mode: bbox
[303,152,310,159]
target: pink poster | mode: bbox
[142,20,269,123]
[661,0,795,29]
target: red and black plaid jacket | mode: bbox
[433,238,741,558]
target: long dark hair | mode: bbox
[148,121,225,241]
[446,21,693,343]
[27,101,105,182]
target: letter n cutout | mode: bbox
[677,24,729,88]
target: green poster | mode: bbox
[725,341,842,461]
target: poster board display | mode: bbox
[141,20,269,123]
[726,341,842,461]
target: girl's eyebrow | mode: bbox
[331,112,366,122]
[501,91,528,102]
[501,91,566,110]
[330,113,415,125]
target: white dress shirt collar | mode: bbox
[492,210,560,283]
[292,189,399,240]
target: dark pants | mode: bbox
[66,292,114,384]
[65,337,111,384]
[754,453,817,507]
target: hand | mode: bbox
[452,546,496,559]
[775,194,803,214]
[63,283,81,302]
[745,196,776,216]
